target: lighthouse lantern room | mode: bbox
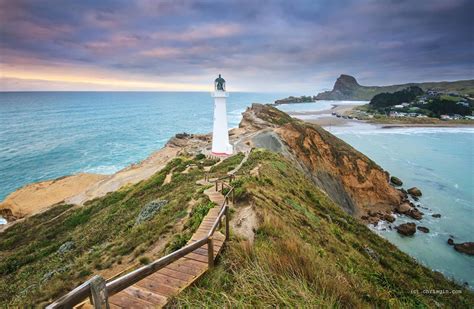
[211,74,233,156]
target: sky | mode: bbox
[1,0,473,92]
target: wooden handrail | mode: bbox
[48,174,235,309]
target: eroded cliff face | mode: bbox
[241,104,404,221]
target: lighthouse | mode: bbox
[211,74,233,156]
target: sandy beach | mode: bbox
[288,103,474,128]
[288,104,360,127]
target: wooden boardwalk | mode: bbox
[107,181,227,308]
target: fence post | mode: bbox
[215,181,218,191]
[90,276,109,309]
[225,206,229,240]
[207,237,214,268]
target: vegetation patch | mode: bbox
[0,154,209,306]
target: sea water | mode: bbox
[329,125,474,288]
[0,91,285,202]
[0,94,472,287]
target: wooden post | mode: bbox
[215,181,218,191]
[207,237,214,268]
[225,206,229,240]
[90,276,109,309]
[232,189,235,204]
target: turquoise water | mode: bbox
[0,92,284,201]
[328,125,474,288]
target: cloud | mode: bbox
[1,0,473,91]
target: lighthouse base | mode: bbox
[211,144,233,157]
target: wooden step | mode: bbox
[104,174,232,308]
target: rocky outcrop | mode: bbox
[453,242,474,256]
[241,104,404,221]
[390,176,403,186]
[0,173,107,219]
[417,226,430,233]
[407,187,422,197]
[396,202,411,214]
[396,223,416,236]
[432,213,441,218]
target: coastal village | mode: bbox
[360,90,474,121]
[274,75,474,124]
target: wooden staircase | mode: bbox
[47,155,243,309]
[108,205,227,308]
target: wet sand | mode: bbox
[288,103,474,128]
[288,104,360,126]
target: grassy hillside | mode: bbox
[171,150,474,308]
[0,154,243,306]
[1,148,472,307]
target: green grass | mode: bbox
[209,152,245,176]
[170,149,474,308]
[0,155,212,306]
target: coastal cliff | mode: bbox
[315,74,474,100]
[240,104,404,222]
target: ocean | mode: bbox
[0,91,285,202]
[0,93,472,287]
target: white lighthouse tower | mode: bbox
[211,74,233,156]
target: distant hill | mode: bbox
[315,74,474,100]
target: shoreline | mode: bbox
[288,103,474,128]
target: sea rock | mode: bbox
[407,208,423,220]
[417,226,429,233]
[407,187,422,197]
[453,242,474,256]
[390,176,403,186]
[432,214,441,218]
[396,202,411,214]
[383,214,396,223]
[175,132,191,139]
[136,200,168,225]
[447,238,454,245]
[396,223,416,236]
[57,241,75,254]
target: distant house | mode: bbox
[427,90,438,96]
[389,111,407,117]
[457,101,469,107]
[440,115,451,120]
[393,104,404,109]
[465,116,474,120]
[401,102,410,107]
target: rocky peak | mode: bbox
[333,74,361,93]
